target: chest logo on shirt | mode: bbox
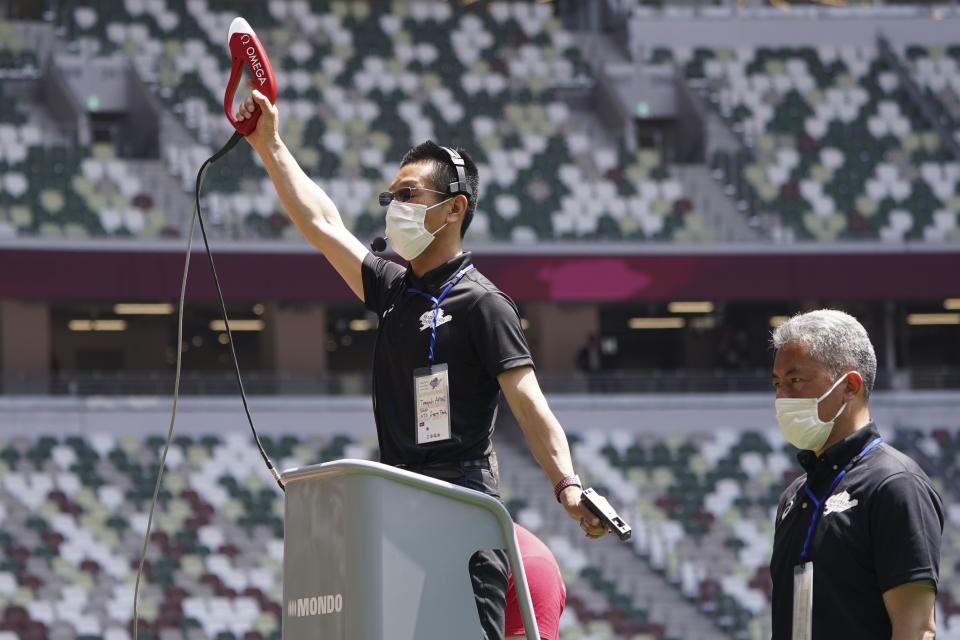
[823,490,858,516]
[419,308,452,332]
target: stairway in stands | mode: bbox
[495,433,728,640]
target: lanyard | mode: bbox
[408,264,475,364]
[799,436,882,561]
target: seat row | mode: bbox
[570,425,960,639]
[25,0,699,243]
[657,44,960,242]
[0,431,668,640]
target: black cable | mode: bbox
[132,159,199,640]
[133,130,282,640]
[193,131,283,490]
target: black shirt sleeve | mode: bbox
[362,253,406,315]
[468,290,534,379]
[871,471,944,593]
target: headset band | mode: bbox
[440,145,471,197]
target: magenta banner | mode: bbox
[0,248,957,302]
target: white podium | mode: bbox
[281,459,540,640]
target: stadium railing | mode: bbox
[2,368,959,396]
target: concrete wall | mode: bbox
[261,302,327,373]
[0,298,50,374]
[1,390,956,437]
[523,302,598,372]
[629,13,960,50]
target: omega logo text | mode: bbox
[239,34,268,86]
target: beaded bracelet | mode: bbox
[553,474,582,502]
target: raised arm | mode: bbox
[237,88,369,300]
[498,365,607,538]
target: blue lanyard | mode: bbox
[408,264,475,364]
[799,436,882,561]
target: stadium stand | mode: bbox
[563,427,779,639]
[0,427,699,640]
[0,428,673,640]
[2,3,960,640]
[2,1,703,242]
[902,44,960,142]
[0,431,378,640]
[6,4,960,243]
[653,43,960,242]
[0,70,173,239]
[553,423,960,640]
[8,422,954,640]
[0,18,41,80]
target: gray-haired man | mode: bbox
[769,309,943,640]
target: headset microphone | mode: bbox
[371,236,387,252]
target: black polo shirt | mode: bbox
[770,422,943,639]
[361,251,534,468]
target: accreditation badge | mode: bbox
[792,562,813,640]
[413,363,451,444]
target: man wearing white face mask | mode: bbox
[237,92,610,640]
[769,309,943,640]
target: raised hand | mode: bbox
[235,79,280,152]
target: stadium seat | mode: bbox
[564,422,960,639]
[0,430,707,640]
[0,433,381,640]
[659,43,958,241]
[6,0,699,242]
[573,427,806,638]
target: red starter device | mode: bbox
[224,17,278,135]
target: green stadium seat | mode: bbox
[15,0,700,242]
[665,42,959,241]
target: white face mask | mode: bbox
[775,372,850,451]
[384,198,451,261]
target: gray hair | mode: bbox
[771,309,877,399]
